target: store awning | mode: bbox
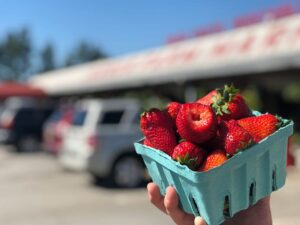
[29,13,300,95]
[0,82,46,99]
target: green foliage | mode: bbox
[123,91,170,112]
[291,132,300,145]
[0,27,107,80]
[40,43,55,73]
[241,88,263,111]
[282,83,300,103]
[0,28,32,80]
[64,42,106,67]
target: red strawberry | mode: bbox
[172,141,206,170]
[140,108,177,155]
[166,102,182,124]
[143,138,153,147]
[199,149,228,172]
[219,120,254,155]
[196,90,218,106]
[218,93,251,121]
[176,103,217,144]
[237,114,280,143]
[197,84,251,121]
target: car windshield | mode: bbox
[72,109,87,126]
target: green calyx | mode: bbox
[275,115,291,128]
[177,153,198,170]
[211,84,239,116]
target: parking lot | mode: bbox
[0,145,299,225]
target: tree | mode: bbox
[40,43,55,72]
[65,41,106,67]
[0,28,32,80]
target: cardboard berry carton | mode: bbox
[134,113,293,225]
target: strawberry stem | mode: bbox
[212,84,239,116]
[275,115,291,128]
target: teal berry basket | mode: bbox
[134,116,294,225]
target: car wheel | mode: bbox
[112,155,146,188]
[16,136,40,152]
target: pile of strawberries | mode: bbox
[140,84,283,172]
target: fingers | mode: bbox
[147,182,167,213]
[164,186,194,225]
[194,217,207,225]
[147,183,205,225]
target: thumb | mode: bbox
[194,216,207,225]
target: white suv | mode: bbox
[59,98,146,187]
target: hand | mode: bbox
[147,182,206,225]
[147,182,273,225]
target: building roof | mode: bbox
[29,14,300,95]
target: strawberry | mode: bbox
[197,84,251,121]
[172,141,206,170]
[166,102,182,124]
[176,103,217,144]
[196,90,218,106]
[140,108,177,155]
[237,114,280,143]
[199,149,228,172]
[143,138,154,147]
[219,120,254,155]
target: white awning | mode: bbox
[29,14,300,95]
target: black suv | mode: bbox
[0,97,55,152]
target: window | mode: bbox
[48,110,62,122]
[72,110,87,126]
[99,110,124,125]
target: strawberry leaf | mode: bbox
[211,84,239,116]
[275,115,291,128]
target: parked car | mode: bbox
[59,98,147,188]
[43,105,73,155]
[0,97,55,152]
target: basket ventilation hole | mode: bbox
[272,169,277,191]
[189,196,200,216]
[223,196,231,219]
[249,182,255,205]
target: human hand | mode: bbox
[147,182,206,225]
[147,182,272,225]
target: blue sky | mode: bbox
[0,0,299,62]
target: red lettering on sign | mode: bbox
[291,26,300,43]
[145,55,162,68]
[143,47,198,70]
[212,41,233,56]
[239,35,255,53]
[264,25,286,47]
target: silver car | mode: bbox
[59,98,147,188]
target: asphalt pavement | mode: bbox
[0,145,299,225]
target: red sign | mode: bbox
[167,3,298,44]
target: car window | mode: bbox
[99,110,124,125]
[15,109,34,121]
[72,109,87,126]
[48,110,62,122]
